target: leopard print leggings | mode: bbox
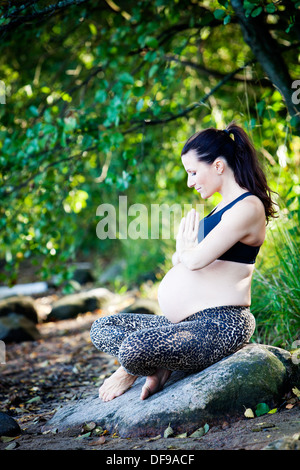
[90,306,256,377]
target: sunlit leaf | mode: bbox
[244,408,255,418]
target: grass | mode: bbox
[251,217,300,349]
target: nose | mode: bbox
[187,175,195,188]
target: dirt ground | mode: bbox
[1,299,300,453]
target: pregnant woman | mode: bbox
[90,121,277,402]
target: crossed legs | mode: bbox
[90,307,255,401]
[90,313,174,401]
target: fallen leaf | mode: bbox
[82,421,96,432]
[268,408,277,414]
[163,424,174,438]
[147,435,161,442]
[189,429,204,438]
[26,396,41,404]
[5,441,19,450]
[244,408,255,418]
[255,403,270,417]
[175,432,187,438]
[75,432,91,440]
[94,426,105,435]
[89,436,106,445]
[189,424,209,438]
[286,403,294,409]
[0,436,17,443]
[292,386,300,397]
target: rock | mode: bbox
[120,298,161,316]
[50,263,95,287]
[0,412,21,437]
[263,433,300,450]
[47,288,115,321]
[72,263,95,285]
[0,313,41,343]
[0,296,38,323]
[0,282,48,300]
[44,344,298,438]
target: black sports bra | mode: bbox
[198,192,261,264]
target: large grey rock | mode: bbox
[47,288,115,321]
[0,295,38,323]
[44,344,298,438]
[0,313,41,343]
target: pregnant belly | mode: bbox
[157,261,252,323]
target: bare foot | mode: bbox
[99,366,138,402]
[140,368,171,400]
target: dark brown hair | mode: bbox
[181,121,278,223]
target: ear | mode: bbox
[213,157,225,175]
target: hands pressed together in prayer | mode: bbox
[174,208,200,267]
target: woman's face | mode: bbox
[181,149,222,199]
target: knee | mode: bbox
[90,316,110,349]
[118,333,151,376]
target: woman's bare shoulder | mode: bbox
[223,193,265,226]
[243,194,265,217]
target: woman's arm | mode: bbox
[180,201,262,270]
[172,251,180,266]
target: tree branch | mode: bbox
[164,55,272,87]
[0,0,91,38]
[124,58,255,130]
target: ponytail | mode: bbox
[181,121,278,223]
[224,121,278,223]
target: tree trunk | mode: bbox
[231,0,300,131]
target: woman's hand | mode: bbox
[176,209,200,260]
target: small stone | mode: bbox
[0,412,21,437]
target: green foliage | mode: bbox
[251,191,300,348]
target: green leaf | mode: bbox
[265,3,276,13]
[149,64,159,78]
[255,403,270,417]
[251,7,263,17]
[119,72,134,85]
[189,423,209,438]
[0,436,17,442]
[29,105,39,117]
[257,100,265,116]
[95,89,107,103]
[145,36,159,48]
[223,14,231,25]
[213,9,226,19]
[75,432,91,440]
[63,117,77,132]
[163,424,174,438]
[89,23,97,36]
[136,98,144,111]
[26,395,41,403]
